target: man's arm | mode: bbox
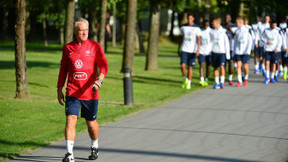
[57,47,69,106]
[196,35,201,57]
[178,35,183,57]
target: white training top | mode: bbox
[233,26,253,55]
[261,28,282,52]
[258,22,270,47]
[210,26,230,59]
[180,24,201,53]
[244,25,255,42]
[224,24,238,52]
[280,28,288,51]
[199,27,212,55]
[252,23,259,43]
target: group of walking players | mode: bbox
[178,13,288,89]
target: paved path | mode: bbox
[10,65,288,162]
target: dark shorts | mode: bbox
[276,52,281,62]
[198,54,212,65]
[235,54,250,64]
[65,96,99,121]
[226,51,234,63]
[258,47,265,58]
[265,51,278,64]
[282,51,288,64]
[181,52,196,66]
[212,52,226,68]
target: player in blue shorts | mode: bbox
[198,20,212,86]
[279,20,288,79]
[210,17,230,89]
[261,20,282,84]
[178,13,201,89]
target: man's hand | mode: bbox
[274,49,278,53]
[255,43,258,48]
[267,40,271,45]
[57,88,65,106]
[196,49,200,58]
[178,50,181,57]
[92,81,102,92]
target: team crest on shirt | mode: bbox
[74,59,83,69]
[85,51,91,56]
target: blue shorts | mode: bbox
[235,54,250,64]
[212,52,226,68]
[181,52,196,66]
[65,96,99,121]
[281,51,288,64]
[276,52,281,62]
[265,51,278,64]
[198,54,212,65]
[258,47,265,58]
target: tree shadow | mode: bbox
[0,60,59,70]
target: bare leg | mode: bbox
[181,63,186,78]
[188,66,193,80]
[86,120,99,140]
[65,115,78,140]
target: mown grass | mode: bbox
[0,39,213,161]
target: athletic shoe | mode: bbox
[228,81,233,86]
[264,78,270,84]
[243,80,248,86]
[186,83,191,89]
[199,81,205,87]
[279,71,283,76]
[204,81,208,86]
[270,78,276,83]
[236,82,242,88]
[274,76,279,82]
[220,83,225,89]
[254,68,259,74]
[88,147,99,160]
[62,153,74,162]
[182,79,188,88]
[213,83,220,89]
[284,73,287,80]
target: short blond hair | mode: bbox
[74,17,89,29]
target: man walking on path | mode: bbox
[178,13,201,89]
[210,17,230,89]
[233,17,253,87]
[57,17,108,162]
[261,20,282,84]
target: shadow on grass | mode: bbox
[0,43,62,53]
[0,61,59,70]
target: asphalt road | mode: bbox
[10,65,288,162]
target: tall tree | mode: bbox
[14,0,30,98]
[112,2,117,47]
[64,0,75,45]
[42,11,48,46]
[122,0,137,72]
[99,0,107,49]
[145,0,161,71]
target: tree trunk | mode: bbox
[14,0,30,99]
[64,0,75,45]
[112,2,117,47]
[169,10,175,40]
[43,11,48,46]
[99,0,107,48]
[90,10,98,42]
[137,22,145,53]
[122,0,137,72]
[145,0,161,71]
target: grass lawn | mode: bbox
[0,39,213,161]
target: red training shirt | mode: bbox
[57,39,108,100]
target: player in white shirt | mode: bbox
[178,13,201,89]
[224,14,238,86]
[210,17,230,89]
[258,15,271,76]
[233,17,253,87]
[252,17,260,74]
[198,20,212,87]
[279,21,288,79]
[261,20,282,84]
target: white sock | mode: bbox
[183,76,187,81]
[200,77,204,82]
[229,74,233,81]
[220,76,225,83]
[271,72,275,79]
[234,63,237,68]
[237,75,242,83]
[275,70,279,76]
[205,78,208,82]
[262,64,265,71]
[187,80,191,85]
[215,76,219,84]
[91,139,98,148]
[255,62,259,69]
[284,66,287,73]
[266,70,270,78]
[66,140,74,154]
[280,65,283,71]
[244,74,249,80]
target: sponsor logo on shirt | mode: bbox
[73,72,87,80]
[74,59,83,69]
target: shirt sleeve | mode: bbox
[224,34,230,60]
[180,27,184,36]
[276,32,282,51]
[95,43,109,78]
[196,27,201,36]
[57,46,69,88]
